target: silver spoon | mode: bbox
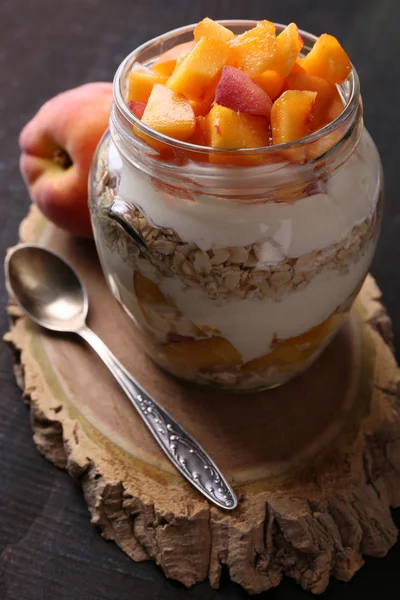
[5,243,237,510]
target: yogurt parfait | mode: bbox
[89,18,383,390]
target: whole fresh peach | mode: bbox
[19,82,113,237]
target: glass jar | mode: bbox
[89,21,383,391]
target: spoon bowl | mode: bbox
[6,243,88,332]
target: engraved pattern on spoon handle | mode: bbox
[78,325,237,510]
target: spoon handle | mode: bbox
[78,325,237,510]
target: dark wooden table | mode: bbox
[1,1,400,598]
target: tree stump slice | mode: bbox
[5,206,400,595]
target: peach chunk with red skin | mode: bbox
[194,17,234,43]
[141,84,195,141]
[229,20,278,77]
[271,89,317,162]
[167,36,232,102]
[128,100,146,119]
[215,66,272,118]
[301,34,351,84]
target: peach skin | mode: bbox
[19,82,113,237]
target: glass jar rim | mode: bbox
[112,20,360,156]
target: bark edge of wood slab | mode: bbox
[5,205,400,595]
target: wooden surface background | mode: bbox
[1,0,400,599]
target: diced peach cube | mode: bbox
[207,104,270,148]
[286,71,334,127]
[141,84,195,141]
[207,104,269,164]
[301,34,351,84]
[275,22,304,77]
[151,60,176,77]
[128,71,168,104]
[271,89,317,143]
[215,66,272,117]
[252,70,284,100]
[194,17,234,43]
[271,90,317,162]
[229,21,278,77]
[166,36,232,102]
[232,20,276,43]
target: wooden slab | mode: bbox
[5,205,400,595]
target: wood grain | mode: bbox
[4,206,400,595]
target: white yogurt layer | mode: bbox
[110,129,381,258]
[159,241,374,363]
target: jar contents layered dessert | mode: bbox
[91,17,382,390]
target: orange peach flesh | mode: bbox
[141,84,196,141]
[127,19,351,164]
[167,36,232,102]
